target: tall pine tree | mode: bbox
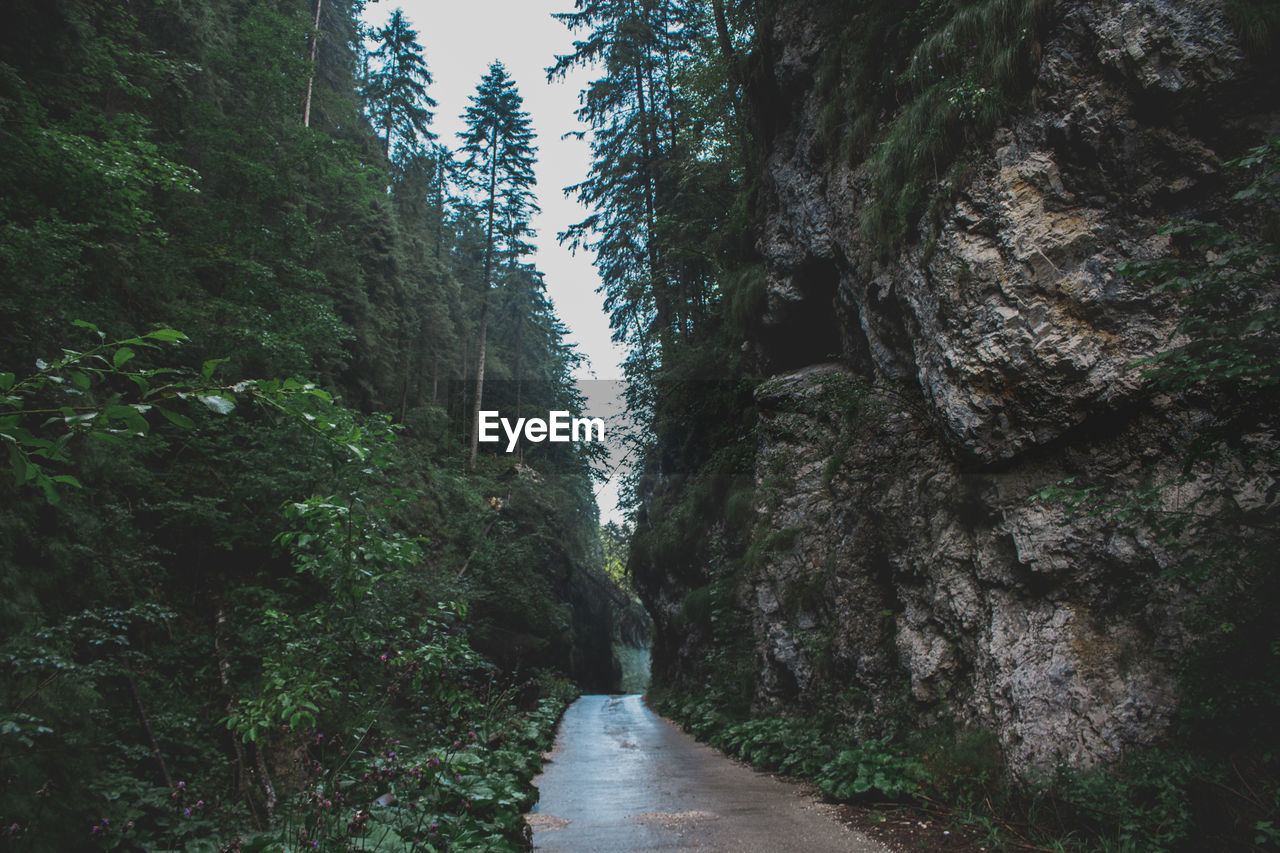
[548,0,714,383]
[458,61,539,466]
[363,8,437,160]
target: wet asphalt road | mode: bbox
[526,694,889,852]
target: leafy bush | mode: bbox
[816,737,931,802]
[654,684,1277,851]
[1046,751,1216,852]
[656,692,928,803]
[713,717,835,778]
[257,688,575,853]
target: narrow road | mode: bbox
[527,694,890,852]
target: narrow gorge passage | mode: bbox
[527,695,888,852]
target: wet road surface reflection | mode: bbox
[527,694,888,852]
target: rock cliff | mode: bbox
[653,0,1278,777]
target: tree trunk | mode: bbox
[470,303,491,466]
[398,309,412,423]
[127,673,174,789]
[632,44,669,354]
[711,0,741,89]
[214,606,249,807]
[252,744,277,820]
[460,338,470,439]
[302,0,323,127]
[469,124,500,468]
[515,304,523,460]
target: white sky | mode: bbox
[362,0,629,521]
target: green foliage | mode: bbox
[1120,137,1280,394]
[1023,135,1280,850]
[804,0,1047,249]
[599,521,631,584]
[655,692,929,803]
[550,0,753,428]
[862,0,1048,248]
[1045,751,1212,852]
[712,716,834,778]
[0,323,189,501]
[250,682,577,852]
[658,685,1270,852]
[720,264,768,337]
[363,9,437,160]
[0,0,622,848]
[458,62,538,241]
[1226,0,1280,61]
[816,738,931,802]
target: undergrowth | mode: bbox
[651,688,1279,851]
[237,674,576,852]
[260,677,577,852]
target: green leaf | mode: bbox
[112,347,135,368]
[201,358,228,380]
[158,407,195,429]
[197,395,236,415]
[0,373,15,392]
[38,476,60,504]
[146,328,187,343]
[103,405,149,435]
[8,445,35,483]
[72,319,105,340]
[63,411,98,426]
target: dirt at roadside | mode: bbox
[838,804,994,853]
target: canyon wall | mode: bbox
[647,0,1278,776]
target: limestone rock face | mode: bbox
[733,0,1277,775]
[752,366,1189,774]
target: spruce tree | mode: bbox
[458,61,539,466]
[363,8,437,160]
[548,0,703,368]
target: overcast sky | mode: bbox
[361,0,629,521]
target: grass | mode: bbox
[861,0,1049,248]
